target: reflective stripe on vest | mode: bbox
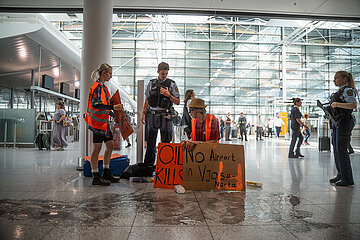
[191,114,214,141]
[85,81,111,131]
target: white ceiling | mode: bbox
[0,0,360,20]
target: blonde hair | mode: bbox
[91,63,112,80]
[336,71,358,95]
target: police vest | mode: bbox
[191,114,216,141]
[330,86,353,117]
[148,78,174,109]
[85,81,111,131]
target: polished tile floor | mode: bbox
[0,135,359,240]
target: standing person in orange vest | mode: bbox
[181,98,220,151]
[85,63,123,186]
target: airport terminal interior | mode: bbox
[1,1,360,239]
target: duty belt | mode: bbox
[147,109,172,119]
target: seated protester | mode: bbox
[181,98,220,151]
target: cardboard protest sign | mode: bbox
[183,143,245,191]
[153,143,183,189]
[110,90,134,140]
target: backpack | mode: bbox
[62,116,71,127]
[120,163,155,179]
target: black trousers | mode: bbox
[256,127,263,140]
[289,128,303,155]
[144,114,173,166]
[239,125,247,140]
[332,117,354,182]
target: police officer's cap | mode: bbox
[188,98,207,109]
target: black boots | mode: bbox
[92,172,111,186]
[102,168,120,183]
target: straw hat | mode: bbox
[188,98,207,109]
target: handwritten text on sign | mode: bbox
[183,143,245,191]
[153,143,183,189]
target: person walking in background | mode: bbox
[256,114,264,141]
[85,63,123,185]
[225,112,232,141]
[237,112,248,141]
[274,113,285,138]
[219,116,225,139]
[288,98,308,158]
[303,113,311,145]
[181,89,195,139]
[266,117,273,138]
[329,71,357,186]
[47,101,68,151]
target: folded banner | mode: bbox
[183,143,245,191]
[110,90,134,140]
[84,153,125,161]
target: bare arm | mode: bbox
[57,114,65,123]
[296,118,308,129]
[160,87,180,105]
[331,102,357,110]
[181,139,218,151]
[141,97,149,124]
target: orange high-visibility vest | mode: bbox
[85,81,111,131]
[191,114,215,141]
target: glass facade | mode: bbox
[52,15,360,124]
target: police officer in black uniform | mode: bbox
[142,62,180,166]
[329,71,358,187]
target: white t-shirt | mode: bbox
[274,118,285,127]
[256,117,264,127]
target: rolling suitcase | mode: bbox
[319,137,331,152]
[231,129,238,138]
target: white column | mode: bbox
[79,0,113,160]
[282,45,287,101]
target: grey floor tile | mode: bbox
[68,195,139,227]
[283,223,360,240]
[2,181,57,192]
[210,225,298,240]
[34,191,94,202]
[133,192,206,226]
[299,190,360,205]
[275,203,348,224]
[42,226,131,240]
[128,226,213,240]
[317,203,360,224]
[0,221,54,240]
[0,191,43,200]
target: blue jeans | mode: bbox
[144,114,173,166]
[275,126,281,137]
[331,116,355,182]
[304,129,310,143]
